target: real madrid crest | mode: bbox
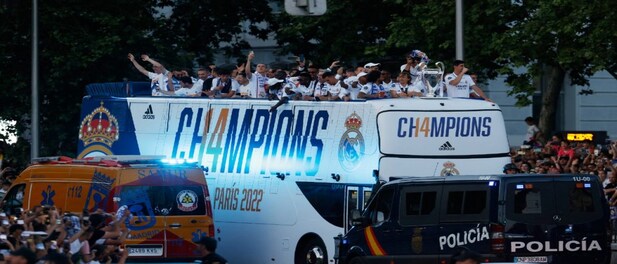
[77,101,119,158]
[440,161,460,176]
[338,112,365,172]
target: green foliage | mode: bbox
[0,0,275,167]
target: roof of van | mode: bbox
[30,155,200,168]
[369,97,501,112]
[385,173,598,185]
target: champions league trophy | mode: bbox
[421,62,445,98]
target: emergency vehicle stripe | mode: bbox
[364,226,387,256]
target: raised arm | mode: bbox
[245,51,255,79]
[128,53,150,76]
[141,54,166,72]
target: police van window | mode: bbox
[367,187,395,225]
[441,184,489,222]
[120,185,206,216]
[555,181,602,223]
[399,185,440,226]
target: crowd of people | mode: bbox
[503,117,617,206]
[127,50,492,111]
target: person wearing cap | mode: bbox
[197,237,227,264]
[444,60,492,101]
[503,163,520,174]
[268,71,297,112]
[5,247,37,264]
[363,62,380,72]
[357,71,386,99]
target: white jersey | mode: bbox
[381,80,397,99]
[445,73,475,98]
[250,72,268,98]
[238,80,254,97]
[326,81,348,100]
[174,86,200,96]
[147,71,169,96]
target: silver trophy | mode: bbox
[422,62,444,97]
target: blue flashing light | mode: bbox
[584,183,591,188]
[488,181,496,187]
[516,184,524,190]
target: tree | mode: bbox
[158,0,275,65]
[0,0,280,168]
[0,0,162,168]
[491,0,617,137]
[274,0,404,67]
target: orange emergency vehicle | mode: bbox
[0,155,214,261]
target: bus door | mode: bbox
[344,185,372,233]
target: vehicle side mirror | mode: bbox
[350,209,367,227]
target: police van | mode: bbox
[334,174,611,264]
[0,155,214,261]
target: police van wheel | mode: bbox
[295,237,327,264]
[349,256,367,264]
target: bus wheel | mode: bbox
[295,237,327,264]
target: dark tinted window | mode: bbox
[120,185,206,216]
[399,185,440,226]
[506,180,603,224]
[366,187,395,225]
[406,192,437,215]
[441,184,489,222]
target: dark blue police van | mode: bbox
[334,174,611,264]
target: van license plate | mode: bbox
[514,256,548,263]
[127,245,163,256]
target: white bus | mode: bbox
[78,83,510,264]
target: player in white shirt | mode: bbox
[357,71,386,99]
[390,72,425,98]
[444,60,491,101]
[293,72,315,101]
[156,76,200,97]
[235,73,253,98]
[127,53,169,96]
[322,71,349,101]
[245,51,268,98]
